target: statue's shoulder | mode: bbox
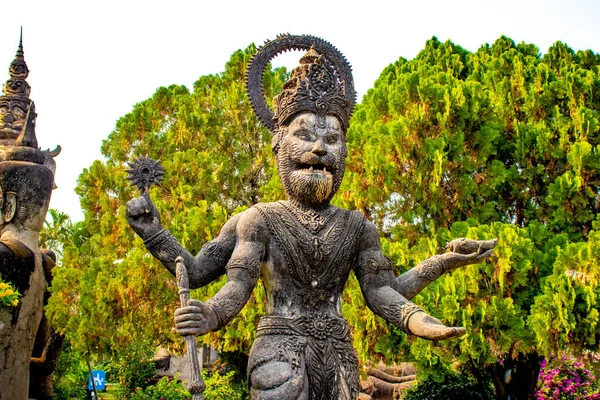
[234,205,271,235]
[0,239,35,260]
[0,239,36,294]
[252,201,283,212]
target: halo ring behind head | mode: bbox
[245,34,356,132]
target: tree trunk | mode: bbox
[29,327,64,399]
[489,353,542,400]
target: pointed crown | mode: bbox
[4,32,31,98]
[272,47,352,130]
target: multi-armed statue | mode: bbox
[127,35,495,399]
[0,34,61,399]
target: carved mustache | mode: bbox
[299,152,334,169]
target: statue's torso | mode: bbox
[254,201,366,318]
[249,202,366,399]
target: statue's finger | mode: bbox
[177,327,204,336]
[476,249,495,261]
[174,306,203,317]
[187,299,203,307]
[176,320,205,329]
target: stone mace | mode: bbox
[126,156,205,398]
[176,257,206,399]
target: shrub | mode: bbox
[121,370,246,400]
[404,371,494,400]
[535,355,600,399]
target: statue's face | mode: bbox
[277,113,347,207]
[0,162,53,234]
[0,98,29,139]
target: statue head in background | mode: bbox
[246,35,356,207]
[0,31,36,148]
[0,33,59,235]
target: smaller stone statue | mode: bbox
[0,33,60,400]
[126,34,496,399]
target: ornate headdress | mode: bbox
[246,34,356,133]
[0,31,60,180]
[0,29,37,148]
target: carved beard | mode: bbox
[276,133,346,207]
[287,169,333,204]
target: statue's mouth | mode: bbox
[0,125,21,136]
[296,163,332,176]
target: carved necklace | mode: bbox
[279,201,339,234]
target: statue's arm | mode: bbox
[355,221,422,333]
[175,208,266,335]
[355,221,465,340]
[126,194,238,288]
[392,238,496,300]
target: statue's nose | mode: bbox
[3,113,14,123]
[312,140,327,156]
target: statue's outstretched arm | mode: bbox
[392,238,496,300]
[174,208,265,335]
[356,221,465,340]
[126,194,239,288]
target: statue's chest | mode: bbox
[256,202,365,303]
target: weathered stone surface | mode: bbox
[127,34,496,399]
[0,32,60,400]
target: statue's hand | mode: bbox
[174,299,218,336]
[125,193,162,240]
[446,238,497,255]
[440,238,497,272]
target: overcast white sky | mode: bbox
[2,0,599,221]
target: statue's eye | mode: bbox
[12,108,24,118]
[0,108,7,115]
[325,136,338,144]
[295,133,312,141]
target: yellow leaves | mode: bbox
[0,279,20,308]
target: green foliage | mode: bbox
[529,229,600,356]
[52,341,89,400]
[202,370,247,400]
[0,278,20,308]
[404,371,494,400]
[342,36,600,242]
[121,371,245,400]
[120,377,190,400]
[108,341,157,392]
[40,209,77,263]
[340,35,600,397]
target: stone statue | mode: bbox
[0,33,61,400]
[126,34,496,399]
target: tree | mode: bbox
[341,36,600,399]
[47,45,287,368]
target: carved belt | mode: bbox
[257,314,351,341]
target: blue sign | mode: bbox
[88,370,106,390]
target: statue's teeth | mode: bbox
[309,166,313,173]
[323,167,327,174]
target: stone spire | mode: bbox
[4,28,31,99]
[0,29,37,148]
